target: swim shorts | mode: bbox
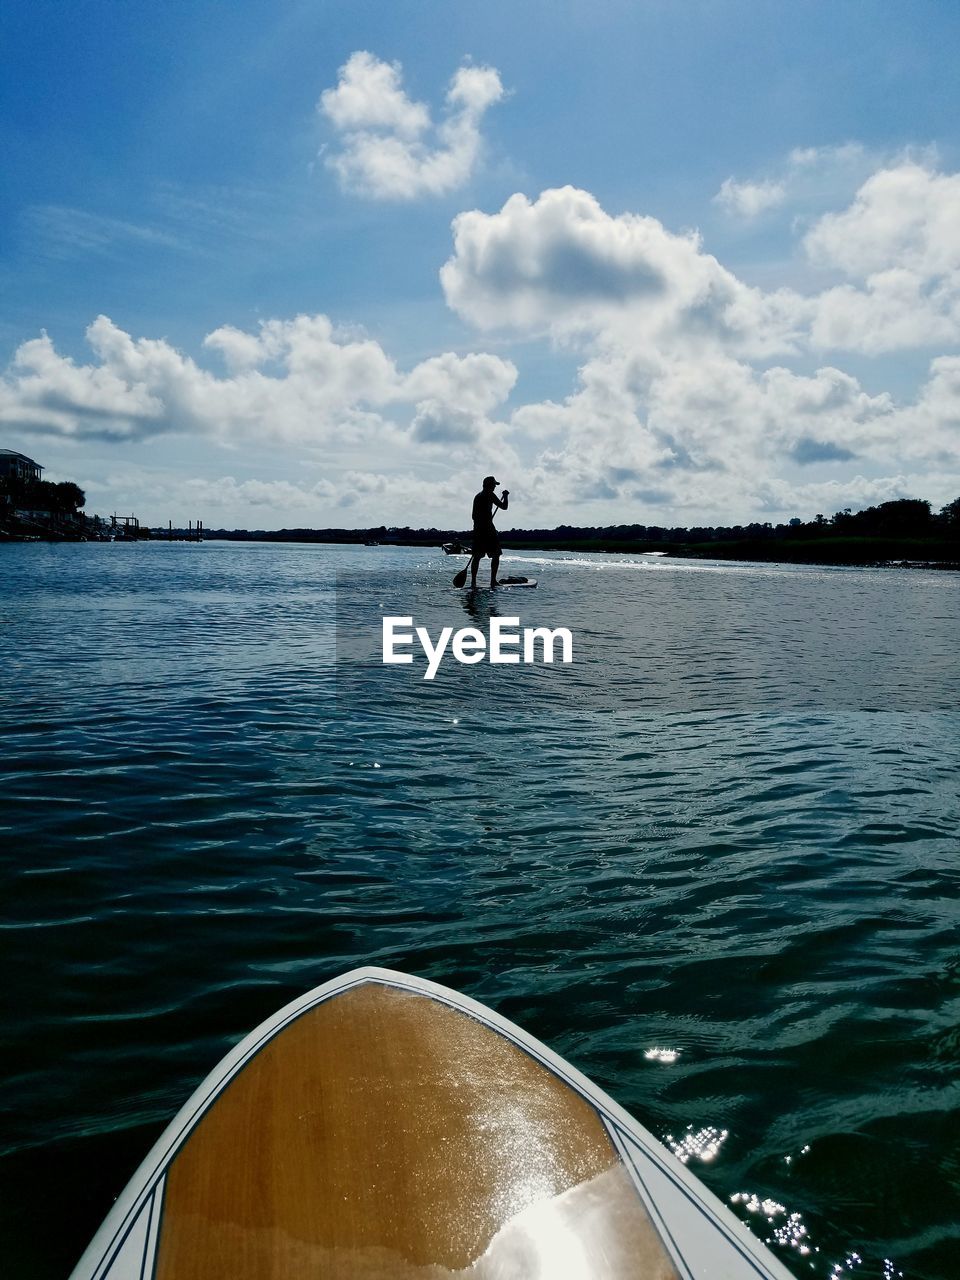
[472,527,501,557]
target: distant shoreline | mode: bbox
[5,495,958,569]
[197,529,960,570]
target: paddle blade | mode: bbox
[453,564,469,588]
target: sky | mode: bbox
[3,0,960,530]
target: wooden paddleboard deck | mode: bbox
[70,968,794,1280]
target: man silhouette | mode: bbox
[470,476,509,588]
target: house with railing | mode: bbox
[0,450,44,484]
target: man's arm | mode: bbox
[494,489,509,510]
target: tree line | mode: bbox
[205,496,960,559]
[0,474,86,513]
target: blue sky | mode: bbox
[3,1,960,527]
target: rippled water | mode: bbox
[1,541,958,1278]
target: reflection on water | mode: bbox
[732,1192,814,1264]
[1,542,958,1278]
[643,1047,680,1064]
[666,1125,729,1165]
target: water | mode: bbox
[1,541,958,1279]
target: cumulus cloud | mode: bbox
[644,356,898,471]
[410,401,483,444]
[711,152,960,355]
[512,348,673,480]
[513,340,957,518]
[512,349,900,512]
[804,161,960,278]
[400,351,517,414]
[714,177,786,218]
[451,335,897,524]
[435,167,960,514]
[805,163,960,352]
[809,271,960,353]
[9,151,960,529]
[318,52,504,199]
[0,328,166,438]
[319,51,431,140]
[0,314,517,456]
[596,346,953,515]
[441,186,807,358]
[885,354,960,462]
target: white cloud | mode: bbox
[803,163,960,352]
[186,467,493,525]
[442,187,688,330]
[884,354,960,461]
[179,470,426,514]
[410,401,485,444]
[713,143,871,224]
[64,464,487,528]
[803,162,960,278]
[513,350,901,513]
[442,183,814,360]
[438,171,960,508]
[512,349,670,478]
[185,476,328,510]
[0,314,517,459]
[402,350,519,453]
[809,271,960,354]
[400,350,517,413]
[0,329,165,438]
[9,154,960,529]
[714,177,786,219]
[318,52,504,200]
[441,186,804,357]
[319,50,430,140]
[514,453,953,525]
[748,471,960,518]
[787,142,869,171]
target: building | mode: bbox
[0,450,43,484]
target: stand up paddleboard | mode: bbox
[70,968,795,1280]
[461,575,538,590]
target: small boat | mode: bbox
[442,540,471,555]
[69,968,795,1279]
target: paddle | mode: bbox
[452,554,473,589]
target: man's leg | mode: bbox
[490,550,501,586]
[470,551,482,588]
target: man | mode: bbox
[470,475,509,588]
